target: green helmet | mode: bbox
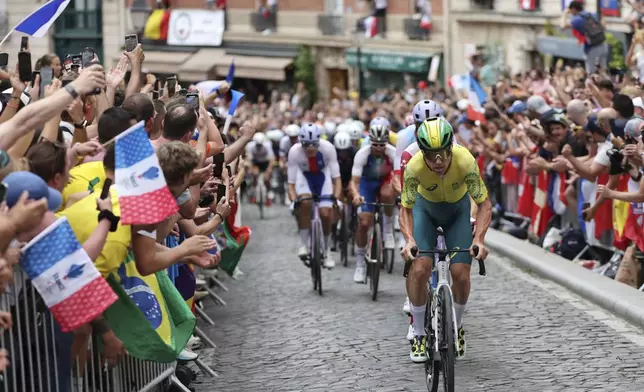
[415,117,454,151]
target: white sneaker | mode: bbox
[298,245,309,259]
[187,335,203,350]
[195,278,206,287]
[323,255,335,269]
[402,297,411,314]
[406,323,414,341]
[353,265,366,283]
[384,232,395,249]
[178,348,199,361]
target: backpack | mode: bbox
[580,13,605,46]
[555,228,587,260]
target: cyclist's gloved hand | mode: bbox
[288,201,295,212]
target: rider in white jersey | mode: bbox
[246,133,276,185]
[393,100,443,194]
[279,124,300,165]
[288,123,342,268]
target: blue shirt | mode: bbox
[570,11,600,53]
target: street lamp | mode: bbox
[352,29,365,104]
[130,0,153,36]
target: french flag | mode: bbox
[13,0,70,38]
[114,121,178,225]
[364,16,378,38]
[21,217,117,332]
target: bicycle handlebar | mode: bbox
[360,201,398,207]
[403,245,486,278]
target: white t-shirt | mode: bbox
[287,140,340,183]
[593,140,612,167]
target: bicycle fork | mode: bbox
[432,260,460,357]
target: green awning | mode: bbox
[345,48,434,74]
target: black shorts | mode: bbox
[253,160,269,173]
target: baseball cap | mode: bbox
[507,100,527,115]
[527,95,552,115]
[633,97,644,111]
[3,171,62,211]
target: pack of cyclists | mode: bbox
[246,99,491,365]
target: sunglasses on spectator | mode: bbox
[302,141,319,148]
[0,150,9,170]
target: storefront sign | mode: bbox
[168,9,224,46]
[345,49,431,74]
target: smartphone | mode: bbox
[30,70,39,87]
[81,48,94,68]
[186,93,199,111]
[39,66,53,99]
[0,53,8,68]
[63,55,73,71]
[71,54,82,67]
[100,179,113,200]
[20,36,28,52]
[125,34,138,52]
[212,153,225,178]
[166,76,176,97]
[18,51,32,83]
[152,79,160,99]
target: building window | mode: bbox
[470,0,494,10]
[519,0,540,11]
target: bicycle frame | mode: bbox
[431,234,460,356]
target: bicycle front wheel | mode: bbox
[437,286,455,392]
[370,223,382,301]
[340,211,348,267]
[311,221,323,296]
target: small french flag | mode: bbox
[13,0,70,38]
[114,121,179,225]
[21,217,117,332]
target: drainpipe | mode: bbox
[442,0,451,83]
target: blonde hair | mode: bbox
[156,142,199,186]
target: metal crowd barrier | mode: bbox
[0,267,176,392]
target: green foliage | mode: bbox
[294,45,317,108]
[605,33,625,70]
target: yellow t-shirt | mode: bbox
[62,161,106,206]
[57,188,131,277]
[401,144,488,208]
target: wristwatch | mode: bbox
[64,84,79,99]
[74,119,88,128]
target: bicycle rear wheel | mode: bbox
[438,286,455,392]
[257,181,265,219]
[370,223,382,301]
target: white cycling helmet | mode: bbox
[324,121,337,136]
[284,124,300,137]
[252,132,266,144]
[336,123,350,135]
[370,116,390,129]
[299,123,322,143]
[266,129,284,142]
[347,122,363,141]
[352,120,366,133]
[334,131,352,150]
[412,100,442,123]
[368,124,389,143]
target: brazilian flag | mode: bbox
[103,251,195,362]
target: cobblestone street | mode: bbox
[194,205,644,391]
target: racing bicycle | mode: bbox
[403,228,485,392]
[362,201,396,301]
[294,195,335,296]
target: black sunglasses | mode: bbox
[302,141,319,148]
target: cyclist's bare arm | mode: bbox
[349,176,361,203]
[464,161,492,244]
[400,168,419,245]
[333,176,342,201]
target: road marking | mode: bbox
[489,254,644,347]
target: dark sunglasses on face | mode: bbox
[423,147,452,162]
[371,143,387,148]
[302,141,319,148]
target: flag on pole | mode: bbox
[364,16,378,38]
[226,58,235,84]
[13,0,71,38]
[114,121,178,225]
[228,89,244,116]
[21,217,117,332]
[468,73,488,108]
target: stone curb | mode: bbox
[486,229,644,330]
